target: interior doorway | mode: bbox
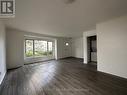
[87,36,97,64]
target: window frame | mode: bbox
[25,39,54,58]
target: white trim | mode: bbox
[0,72,6,85]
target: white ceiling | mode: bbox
[5,0,127,37]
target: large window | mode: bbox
[25,39,53,57]
[34,40,48,57]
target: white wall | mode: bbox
[97,15,127,79]
[72,37,83,58]
[6,28,72,69]
[57,38,72,59]
[83,30,96,63]
[6,29,24,69]
[0,21,6,85]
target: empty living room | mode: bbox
[0,0,127,95]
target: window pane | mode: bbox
[34,40,48,57]
[25,40,33,57]
[48,42,53,56]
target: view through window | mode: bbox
[25,39,53,57]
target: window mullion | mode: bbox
[25,40,26,54]
[47,41,49,57]
[33,40,35,56]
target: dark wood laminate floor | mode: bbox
[0,58,127,95]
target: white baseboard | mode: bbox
[0,72,6,85]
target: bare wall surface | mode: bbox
[57,38,72,59]
[6,29,24,69]
[0,21,6,85]
[97,15,127,79]
[72,37,83,58]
